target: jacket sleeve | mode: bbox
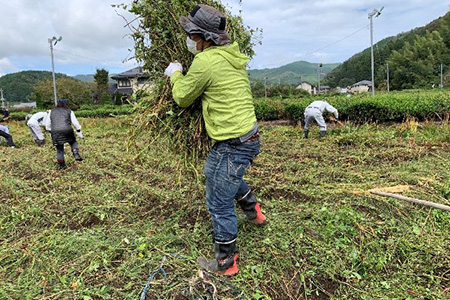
[45,111,52,131]
[170,55,211,108]
[70,111,82,131]
[326,104,339,119]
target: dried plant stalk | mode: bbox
[124,0,260,159]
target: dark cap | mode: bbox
[180,4,230,46]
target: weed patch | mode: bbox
[0,118,449,299]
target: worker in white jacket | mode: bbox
[26,111,49,146]
[0,124,15,148]
[304,100,338,138]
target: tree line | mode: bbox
[0,69,125,109]
[324,11,450,90]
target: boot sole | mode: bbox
[197,254,239,276]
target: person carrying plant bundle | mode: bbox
[1,107,11,122]
[45,99,84,170]
[303,99,339,138]
[26,111,49,146]
[0,124,15,148]
[164,4,267,276]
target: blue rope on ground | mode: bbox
[140,256,167,300]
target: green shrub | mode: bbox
[285,102,308,124]
[254,100,284,120]
[9,106,133,120]
[10,112,29,121]
[75,106,133,118]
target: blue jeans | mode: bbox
[204,138,261,243]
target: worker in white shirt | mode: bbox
[304,100,339,138]
[45,99,84,170]
[0,124,15,148]
[26,111,49,146]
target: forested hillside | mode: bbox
[324,11,450,89]
[248,61,340,86]
[73,74,115,84]
[0,71,70,102]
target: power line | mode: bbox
[260,25,369,69]
[301,25,369,58]
[53,48,137,68]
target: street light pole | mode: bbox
[0,88,5,108]
[368,7,383,97]
[48,36,62,106]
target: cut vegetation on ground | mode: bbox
[1,115,449,299]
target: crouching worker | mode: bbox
[45,99,84,170]
[0,124,15,148]
[164,4,267,276]
[304,99,339,138]
[26,111,49,146]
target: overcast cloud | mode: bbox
[0,0,449,76]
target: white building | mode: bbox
[296,81,317,95]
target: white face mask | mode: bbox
[186,36,200,55]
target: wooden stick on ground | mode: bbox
[370,190,450,212]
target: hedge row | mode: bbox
[9,106,133,121]
[9,91,450,124]
[255,90,450,124]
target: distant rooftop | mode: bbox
[353,80,372,87]
[111,67,149,80]
[13,102,36,108]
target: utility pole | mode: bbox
[369,7,383,97]
[0,89,5,108]
[441,63,444,89]
[318,63,322,93]
[264,77,267,99]
[48,36,62,106]
[386,63,390,92]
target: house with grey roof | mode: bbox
[110,67,151,98]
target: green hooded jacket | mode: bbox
[170,42,256,142]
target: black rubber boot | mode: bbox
[237,190,257,220]
[58,161,66,170]
[237,190,267,225]
[197,240,239,275]
[36,139,45,146]
[72,149,83,161]
[304,130,309,139]
[319,131,326,138]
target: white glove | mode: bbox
[77,131,84,139]
[164,62,183,76]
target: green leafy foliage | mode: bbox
[9,105,132,120]
[125,0,260,158]
[31,77,94,109]
[248,61,340,86]
[325,11,450,90]
[93,68,110,104]
[264,89,450,124]
[0,71,71,103]
[1,117,449,299]
[388,31,447,90]
[254,100,285,121]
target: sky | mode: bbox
[0,0,449,77]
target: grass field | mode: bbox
[1,116,449,299]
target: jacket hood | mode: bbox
[213,42,249,69]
